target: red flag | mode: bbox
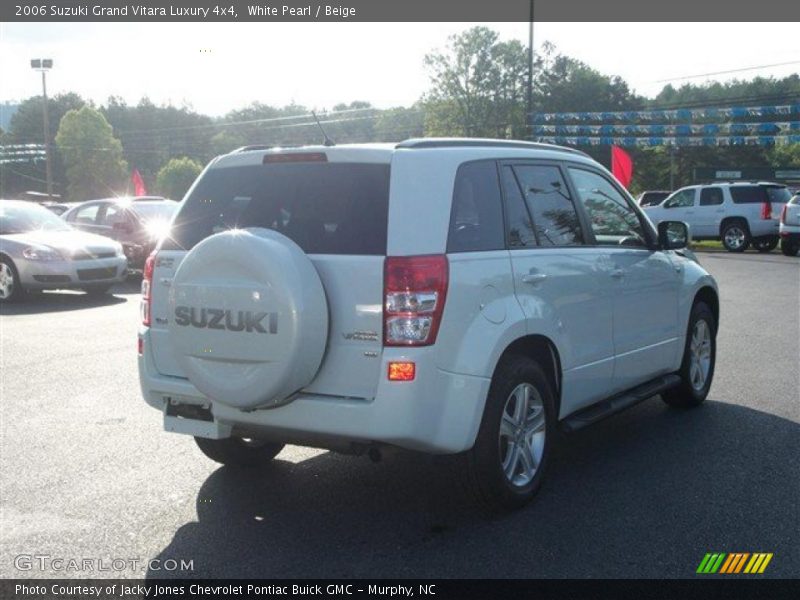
[131,169,147,196]
[611,145,633,189]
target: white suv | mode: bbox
[138,139,719,511]
[643,181,792,253]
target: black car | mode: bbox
[62,196,179,269]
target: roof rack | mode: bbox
[396,138,589,157]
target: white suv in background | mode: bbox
[779,193,800,256]
[643,181,792,252]
[138,139,719,511]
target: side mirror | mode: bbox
[658,221,689,250]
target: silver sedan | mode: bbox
[0,200,128,302]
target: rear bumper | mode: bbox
[779,224,800,240]
[749,220,781,238]
[138,330,489,454]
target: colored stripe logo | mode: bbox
[697,553,773,574]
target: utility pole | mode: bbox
[527,0,534,141]
[30,59,54,200]
[669,144,676,190]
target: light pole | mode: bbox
[30,58,54,200]
[527,0,534,140]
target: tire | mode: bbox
[0,257,23,303]
[781,239,799,257]
[462,355,556,512]
[721,220,750,253]
[194,436,284,467]
[662,302,716,408]
[752,236,779,253]
[82,284,112,296]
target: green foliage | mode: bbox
[534,42,642,114]
[55,106,128,201]
[102,96,213,183]
[1,93,86,197]
[423,27,528,138]
[155,157,203,200]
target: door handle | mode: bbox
[521,273,547,285]
[610,269,625,280]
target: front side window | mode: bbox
[447,161,505,253]
[509,164,584,247]
[664,189,695,208]
[568,168,647,247]
[699,187,724,206]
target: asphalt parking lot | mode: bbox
[1,252,798,579]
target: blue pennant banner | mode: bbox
[536,135,800,147]
[532,104,800,123]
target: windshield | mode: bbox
[0,202,72,235]
[162,162,390,255]
[131,201,179,222]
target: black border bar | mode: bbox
[3,579,800,600]
[4,0,800,22]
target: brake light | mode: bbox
[761,201,772,220]
[141,251,156,326]
[263,152,327,164]
[384,255,448,346]
[780,203,788,224]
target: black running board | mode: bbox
[560,374,682,433]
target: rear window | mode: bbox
[162,162,390,254]
[131,201,179,221]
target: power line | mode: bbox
[651,60,800,84]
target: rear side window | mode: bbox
[700,187,724,206]
[766,186,792,203]
[509,164,584,247]
[447,161,505,253]
[162,163,390,254]
[729,186,768,204]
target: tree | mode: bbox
[156,157,202,200]
[423,27,528,138]
[1,92,86,197]
[55,106,128,201]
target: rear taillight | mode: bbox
[761,201,772,220]
[141,251,156,326]
[780,204,788,224]
[384,255,448,347]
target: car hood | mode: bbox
[0,230,121,258]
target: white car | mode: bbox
[0,200,127,302]
[138,139,719,511]
[643,182,791,253]
[779,194,800,256]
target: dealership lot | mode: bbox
[1,252,798,579]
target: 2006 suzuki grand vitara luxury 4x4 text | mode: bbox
[138,139,719,511]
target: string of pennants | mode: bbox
[532,104,800,123]
[536,135,800,147]
[533,122,800,136]
[0,144,46,165]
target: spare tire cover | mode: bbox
[168,227,328,410]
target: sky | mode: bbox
[0,22,798,116]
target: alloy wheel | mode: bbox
[499,382,546,487]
